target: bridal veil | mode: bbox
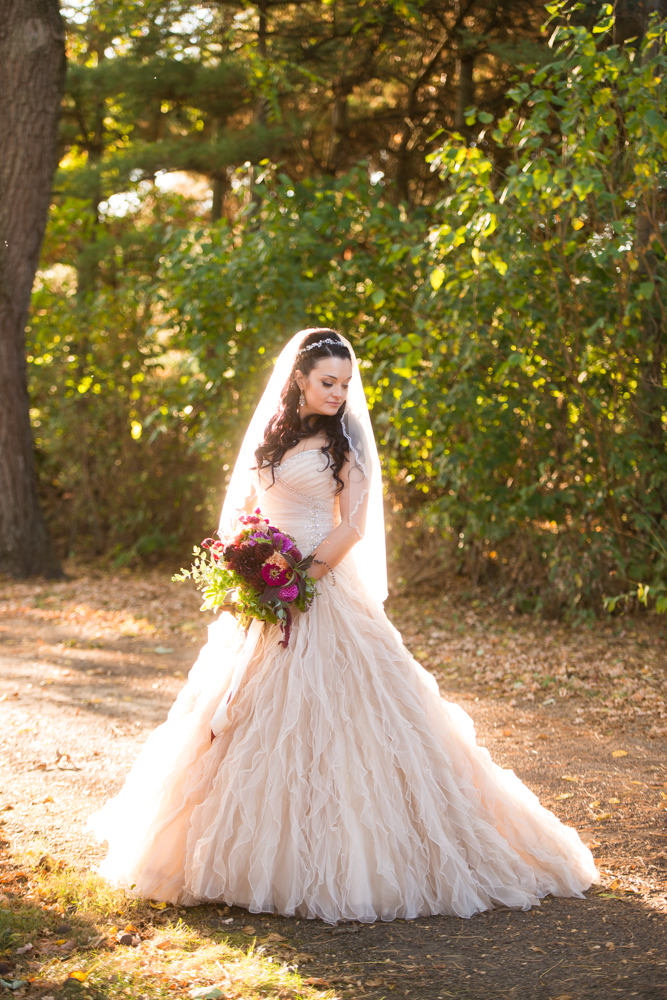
[218,329,387,604]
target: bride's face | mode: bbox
[296,357,353,417]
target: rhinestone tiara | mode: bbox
[297,338,342,355]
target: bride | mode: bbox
[89,328,596,923]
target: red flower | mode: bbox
[262,562,290,587]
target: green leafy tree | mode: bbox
[372,2,667,614]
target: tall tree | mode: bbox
[0,0,65,577]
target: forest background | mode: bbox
[26,0,667,619]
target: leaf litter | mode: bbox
[0,566,665,997]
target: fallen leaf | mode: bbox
[303,979,331,987]
[149,900,168,910]
[537,734,548,740]
[611,750,628,758]
[609,879,621,889]
[594,813,612,821]
[66,971,88,982]
[15,943,32,955]
[606,941,615,951]
[188,986,224,998]
[241,925,256,935]
[261,933,286,943]
[589,800,600,809]
[366,978,383,986]
[0,981,26,992]
[555,793,573,801]
[561,775,578,783]
[156,940,172,950]
[123,924,138,933]
[529,945,546,954]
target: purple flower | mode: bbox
[279,583,299,602]
[269,530,295,553]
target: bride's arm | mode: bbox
[309,457,367,581]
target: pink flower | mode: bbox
[261,551,291,587]
[279,583,299,602]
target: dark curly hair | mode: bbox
[254,328,352,494]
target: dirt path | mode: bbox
[0,567,665,999]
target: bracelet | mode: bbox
[313,558,336,586]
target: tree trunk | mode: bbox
[454,50,475,135]
[0,0,65,578]
[255,0,268,127]
[614,0,667,46]
[211,173,228,223]
[325,93,347,174]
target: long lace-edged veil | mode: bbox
[218,329,387,604]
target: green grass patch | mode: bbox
[0,849,334,999]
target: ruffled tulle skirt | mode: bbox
[88,559,597,922]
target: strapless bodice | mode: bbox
[253,449,339,555]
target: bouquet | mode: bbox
[173,510,317,646]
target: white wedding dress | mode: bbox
[90,448,597,922]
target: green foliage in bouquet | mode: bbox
[172,545,274,626]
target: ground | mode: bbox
[0,566,665,1000]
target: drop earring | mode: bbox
[299,388,306,407]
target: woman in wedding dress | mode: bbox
[89,328,597,923]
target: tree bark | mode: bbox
[211,172,228,223]
[614,0,667,46]
[0,0,65,577]
[454,50,475,135]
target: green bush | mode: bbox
[366,5,667,615]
